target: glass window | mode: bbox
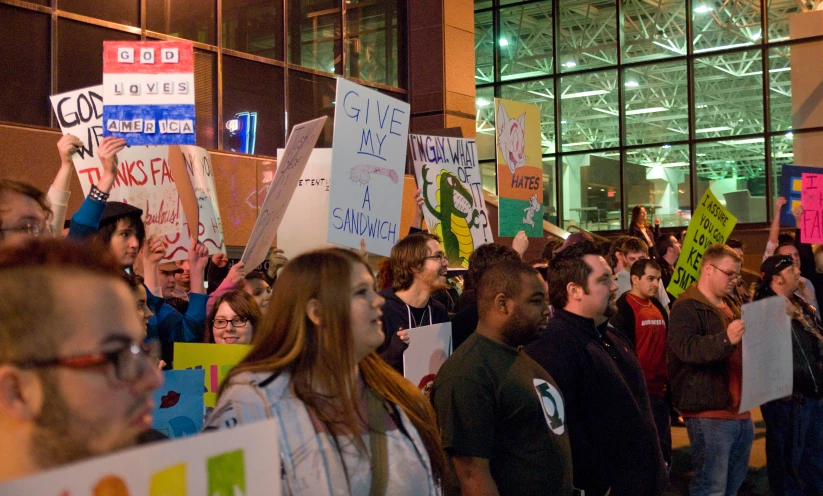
[59,0,139,27]
[624,60,688,146]
[222,0,284,60]
[501,78,556,154]
[693,49,764,138]
[287,71,336,147]
[767,1,804,43]
[345,0,399,87]
[194,50,218,150]
[695,139,766,223]
[542,156,559,226]
[624,145,691,229]
[692,0,761,53]
[146,0,216,44]
[769,45,791,132]
[476,0,493,10]
[623,0,686,61]
[560,70,619,151]
[475,10,494,84]
[288,0,341,74]
[770,133,794,208]
[499,1,553,81]
[57,19,140,94]
[476,86,496,161]
[479,160,496,195]
[561,151,622,231]
[221,56,284,157]
[0,5,50,127]
[557,0,617,73]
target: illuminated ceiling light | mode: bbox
[694,4,713,13]
[561,54,577,69]
[626,106,668,115]
[695,42,753,53]
[499,38,509,47]
[593,108,619,116]
[722,137,764,145]
[769,67,790,73]
[696,104,708,109]
[697,153,707,156]
[625,80,639,87]
[751,31,762,41]
[695,126,733,133]
[601,189,605,192]
[562,60,577,68]
[738,118,744,122]
[776,152,794,158]
[662,144,671,148]
[565,141,592,147]
[561,120,568,124]
[561,89,610,99]
[587,186,592,190]
[786,131,794,137]
[476,98,491,107]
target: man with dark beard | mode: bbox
[525,240,667,496]
[432,260,573,495]
[0,240,162,482]
[378,232,450,374]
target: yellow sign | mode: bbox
[667,188,737,298]
[173,343,252,408]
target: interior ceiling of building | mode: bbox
[475,0,805,181]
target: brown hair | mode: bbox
[605,235,632,269]
[548,240,603,309]
[219,248,447,482]
[205,290,263,343]
[701,243,743,269]
[620,236,649,256]
[630,205,647,228]
[0,179,52,231]
[390,232,441,291]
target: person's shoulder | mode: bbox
[437,335,508,382]
[430,297,449,321]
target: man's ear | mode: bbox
[0,366,42,422]
[493,293,510,315]
[305,298,323,327]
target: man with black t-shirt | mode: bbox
[431,260,573,496]
[378,232,450,374]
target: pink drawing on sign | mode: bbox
[349,164,399,185]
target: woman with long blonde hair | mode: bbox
[204,248,446,495]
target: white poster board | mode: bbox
[277,148,334,259]
[242,116,327,269]
[0,418,281,495]
[403,322,453,392]
[178,145,226,255]
[739,295,794,413]
[327,79,410,256]
[409,134,494,267]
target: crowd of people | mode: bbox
[1,137,822,496]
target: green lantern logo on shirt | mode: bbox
[533,379,565,435]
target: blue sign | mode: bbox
[151,369,205,438]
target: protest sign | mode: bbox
[278,148,334,259]
[152,369,205,439]
[667,188,737,298]
[242,116,327,269]
[167,145,200,240]
[801,172,823,244]
[49,85,105,196]
[409,134,494,268]
[0,418,281,495]
[778,165,820,227]
[327,79,409,256]
[495,98,543,237]
[403,322,452,397]
[102,40,196,145]
[173,343,251,408]
[739,295,793,413]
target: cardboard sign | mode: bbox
[403,322,452,397]
[49,85,105,196]
[173,343,251,408]
[152,369,205,439]
[102,40,196,145]
[667,188,737,298]
[327,79,410,256]
[778,165,820,227]
[739,295,793,413]
[242,116,327,269]
[167,145,200,241]
[277,149,334,259]
[801,172,823,244]
[409,134,494,268]
[495,98,543,237]
[0,418,281,495]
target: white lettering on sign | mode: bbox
[117,47,134,63]
[140,48,155,64]
[161,47,179,63]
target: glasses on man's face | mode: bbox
[13,340,160,382]
[425,253,448,263]
[212,317,249,329]
[710,263,740,280]
[0,221,53,238]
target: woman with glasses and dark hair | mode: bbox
[205,249,446,495]
[205,290,262,345]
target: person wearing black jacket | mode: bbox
[525,240,667,496]
[754,255,823,495]
[378,232,450,374]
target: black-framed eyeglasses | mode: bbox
[0,222,53,238]
[710,263,740,280]
[13,340,160,382]
[424,253,448,263]
[212,317,249,329]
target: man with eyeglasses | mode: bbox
[377,232,450,374]
[0,179,53,247]
[525,240,667,496]
[0,240,162,483]
[668,243,752,496]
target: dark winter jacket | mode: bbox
[667,284,739,413]
[377,288,449,374]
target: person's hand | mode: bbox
[411,187,425,229]
[188,238,209,273]
[397,329,410,344]
[726,319,746,345]
[211,253,229,268]
[143,235,166,266]
[57,134,83,165]
[512,230,529,257]
[794,204,804,224]
[775,196,788,213]
[654,216,661,226]
[358,239,368,258]
[226,261,246,286]
[267,249,288,279]
[96,137,127,193]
